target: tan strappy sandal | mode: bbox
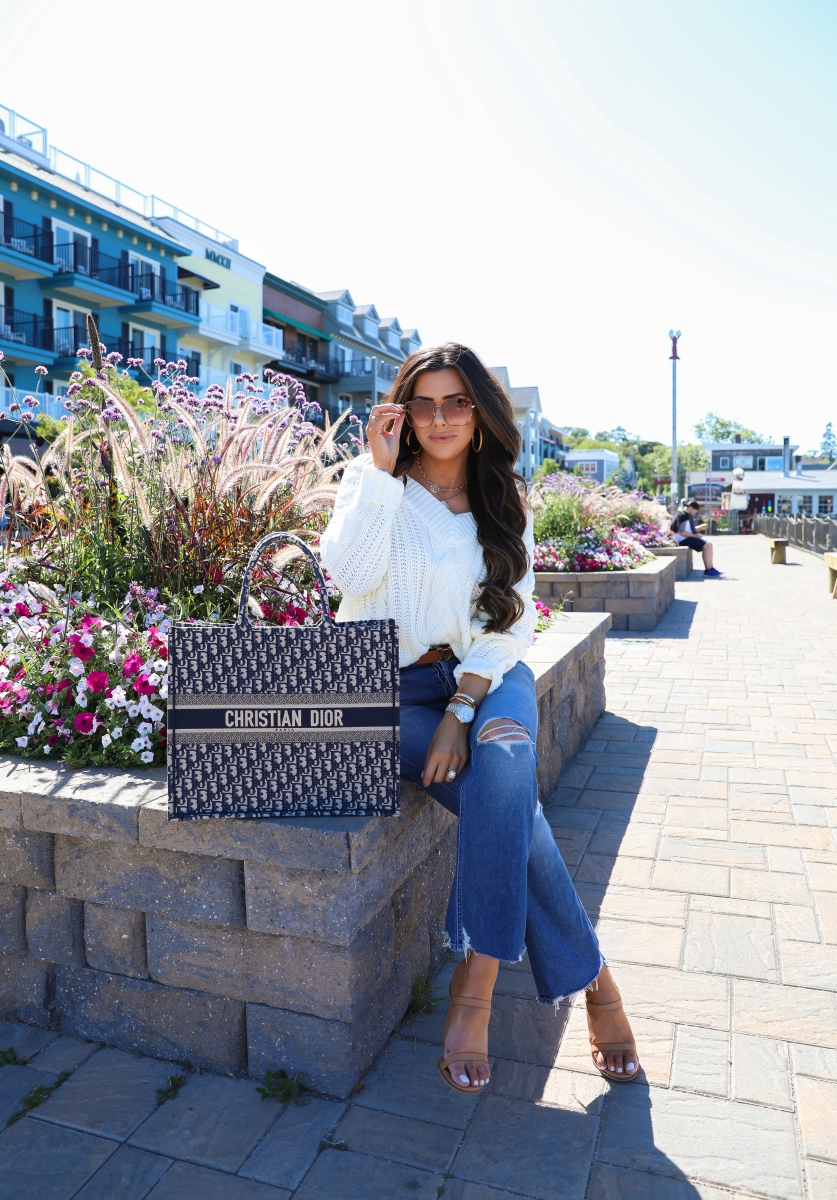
[586,993,640,1082]
[437,966,492,1095]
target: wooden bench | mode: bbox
[768,537,788,564]
[825,552,837,597]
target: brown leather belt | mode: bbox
[409,645,455,667]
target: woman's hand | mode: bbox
[366,403,406,476]
[422,712,470,787]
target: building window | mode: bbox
[819,495,834,515]
[757,457,766,470]
[230,361,242,376]
[776,494,792,515]
[577,462,598,476]
[719,456,730,469]
[337,393,352,413]
[733,454,754,469]
[798,495,813,516]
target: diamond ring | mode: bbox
[446,768,457,780]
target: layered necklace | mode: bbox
[415,456,467,508]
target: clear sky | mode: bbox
[2,0,835,449]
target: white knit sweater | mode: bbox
[319,454,537,693]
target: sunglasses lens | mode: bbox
[408,399,434,426]
[407,398,473,426]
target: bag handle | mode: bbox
[237,532,334,628]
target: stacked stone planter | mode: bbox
[535,555,676,632]
[0,612,609,1098]
[649,544,693,580]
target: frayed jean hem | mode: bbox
[535,951,607,1007]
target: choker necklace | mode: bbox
[415,456,467,497]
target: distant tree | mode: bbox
[558,427,590,447]
[693,411,767,444]
[532,457,560,481]
[821,422,837,463]
[594,426,634,444]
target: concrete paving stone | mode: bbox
[577,789,644,813]
[145,1160,291,1199]
[791,786,837,808]
[479,992,571,1068]
[129,1072,280,1171]
[0,1019,57,1060]
[292,1148,441,1199]
[0,1117,116,1200]
[594,918,683,968]
[587,1161,744,1200]
[670,1025,730,1096]
[443,1181,543,1200]
[641,779,729,800]
[732,821,835,850]
[734,979,837,1046]
[596,1083,803,1199]
[730,767,786,785]
[555,1005,672,1085]
[584,738,609,753]
[732,1033,793,1109]
[644,763,701,781]
[551,827,595,869]
[786,770,837,788]
[558,762,595,789]
[655,734,705,751]
[493,966,539,1000]
[607,962,730,1030]
[489,1059,608,1111]
[646,750,701,765]
[815,892,837,942]
[681,907,772,984]
[0,1063,62,1126]
[730,782,790,799]
[794,805,831,827]
[663,827,729,843]
[808,860,837,891]
[780,941,837,991]
[731,869,811,905]
[774,903,820,942]
[35,1047,180,1140]
[546,786,581,806]
[652,860,730,897]
[659,837,766,870]
[238,1097,345,1190]
[731,793,793,816]
[543,807,602,830]
[805,1159,837,1200]
[587,823,661,858]
[354,1038,480,1129]
[576,882,687,927]
[664,805,729,832]
[790,1042,837,1080]
[689,895,771,919]
[0,952,54,1027]
[795,1074,837,1164]
[767,846,806,873]
[334,1105,460,1173]
[575,854,654,888]
[74,1145,173,1200]
[29,1035,99,1075]
[454,1093,599,1200]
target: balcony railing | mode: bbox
[1,215,52,262]
[127,271,199,316]
[339,358,400,383]
[53,241,132,290]
[0,305,53,350]
[277,345,342,378]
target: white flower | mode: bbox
[192,584,204,594]
[111,726,123,739]
[148,673,160,686]
[138,722,152,736]
[111,686,126,707]
[43,745,50,755]
[130,735,151,752]
[159,682,168,700]
[80,632,94,648]
[68,657,85,677]
[101,734,112,748]
[127,703,140,718]
[153,659,167,673]
[141,751,154,763]
[7,652,20,666]
[104,698,115,710]
[0,665,8,680]
[145,704,164,722]
[15,736,28,748]
[75,694,88,709]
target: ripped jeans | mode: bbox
[400,658,604,1004]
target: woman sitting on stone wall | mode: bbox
[320,343,640,1094]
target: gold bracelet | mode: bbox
[451,691,477,710]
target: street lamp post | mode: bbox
[669,330,681,516]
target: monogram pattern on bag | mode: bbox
[170,738,398,818]
[168,617,399,819]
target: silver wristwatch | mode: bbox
[445,700,475,725]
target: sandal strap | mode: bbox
[449,995,492,1012]
[439,1051,490,1071]
[589,1040,637,1054]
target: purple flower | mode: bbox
[35,365,48,375]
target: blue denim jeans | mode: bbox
[400,658,604,1004]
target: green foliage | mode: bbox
[34,413,64,443]
[407,971,444,1016]
[532,457,560,481]
[320,1137,349,1151]
[6,1071,71,1127]
[533,491,603,544]
[0,1047,24,1067]
[558,427,590,446]
[594,426,634,444]
[257,1069,304,1104]
[155,1074,187,1106]
[821,422,837,462]
[693,411,767,444]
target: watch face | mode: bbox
[450,703,474,724]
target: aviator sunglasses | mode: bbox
[405,395,475,427]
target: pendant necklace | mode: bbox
[415,456,467,503]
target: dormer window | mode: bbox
[337,305,353,327]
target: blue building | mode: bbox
[565,448,620,484]
[0,104,201,424]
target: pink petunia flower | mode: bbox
[74,713,95,734]
[68,635,95,662]
[123,652,143,677]
[85,671,109,693]
[132,674,156,696]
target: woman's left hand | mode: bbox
[422,712,470,787]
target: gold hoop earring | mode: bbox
[406,428,422,455]
[471,427,483,453]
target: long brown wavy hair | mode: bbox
[387,343,528,633]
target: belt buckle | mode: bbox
[432,645,454,661]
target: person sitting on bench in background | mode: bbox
[671,500,722,577]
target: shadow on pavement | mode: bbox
[609,598,698,641]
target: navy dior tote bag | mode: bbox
[167,532,400,820]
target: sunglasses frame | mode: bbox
[405,397,476,428]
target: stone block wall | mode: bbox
[535,555,676,632]
[650,545,693,580]
[0,613,610,1097]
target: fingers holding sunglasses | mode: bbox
[367,404,406,475]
